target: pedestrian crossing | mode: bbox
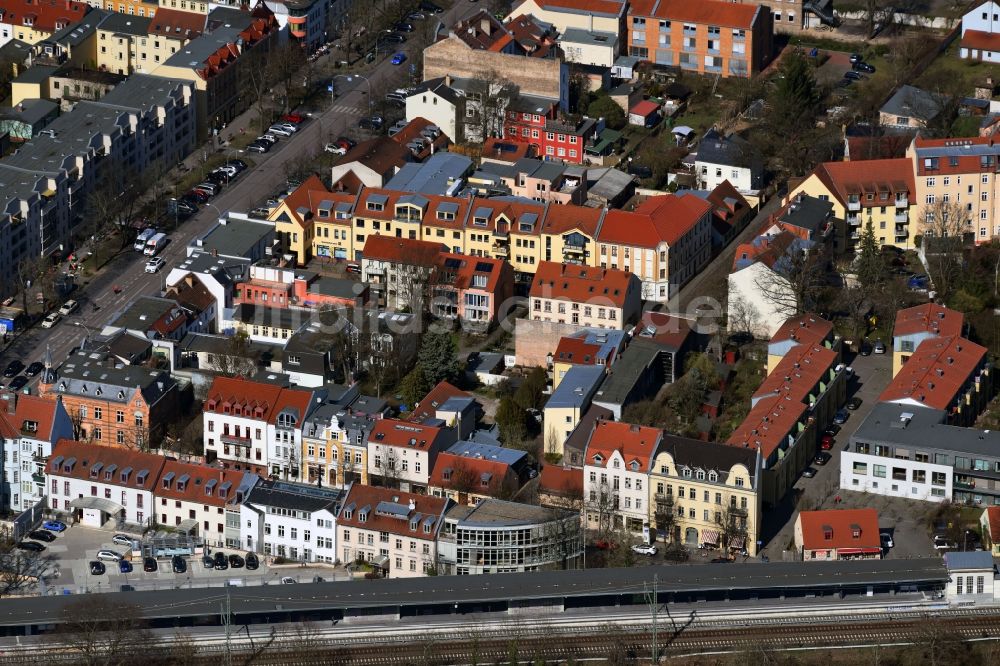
[328,103,361,116]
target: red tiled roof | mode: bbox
[0,0,88,33]
[893,303,964,339]
[631,0,759,28]
[278,174,328,228]
[504,13,557,56]
[584,420,662,471]
[770,313,833,346]
[482,137,533,162]
[204,377,313,426]
[911,136,1000,176]
[529,261,635,308]
[731,230,796,271]
[985,506,1000,544]
[337,483,449,537]
[599,193,711,248]
[879,335,987,411]
[47,439,165,491]
[554,337,603,365]
[369,418,444,451]
[961,29,1000,53]
[539,203,603,237]
[437,253,508,293]
[539,464,583,497]
[812,158,914,209]
[409,381,471,423]
[631,100,660,117]
[798,508,880,552]
[337,138,410,177]
[0,393,60,440]
[157,459,253,507]
[636,311,693,351]
[705,180,750,225]
[148,7,205,38]
[392,117,452,156]
[362,234,446,266]
[428,451,517,493]
[845,135,910,161]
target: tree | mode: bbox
[715,501,751,557]
[586,94,626,130]
[0,539,47,598]
[399,367,432,408]
[855,220,888,293]
[514,367,547,411]
[921,198,969,298]
[213,329,260,377]
[16,253,51,317]
[752,246,828,319]
[417,331,459,386]
[56,597,155,666]
[862,0,895,38]
[727,292,764,340]
[495,396,528,448]
[465,68,519,143]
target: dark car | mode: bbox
[8,376,28,391]
[3,360,24,378]
[119,559,133,574]
[143,557,157,572]
[378,32,406,44]
[213,552,228,570]
[814,452,831,466]
[203,554,215,569]
[824,425,840,437]
[853,61,876,73]
[172,555,187,574]
[27,530,56,542]
[420,1,443,13]
[358,116,384,130]
[336,136,356,149]
[24,361,44,377]
[847,396,862,410]
[849,53,863,63]
[821,434,834,450]
[859,341,872,356]
[844,71,864,81]
[205,172,230,185]
[184,189,209,204]
[394,22,414,32]
[245,552,260,570]
[710,557,732,563]
[247,142,270,154]
[16,541,44,552]
[228,554,245,568]
[89,561,106,575]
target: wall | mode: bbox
[514,318,589,367]
[840,451,953,502]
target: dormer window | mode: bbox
[136,471,148,485]
[344,509,354,520]
[423,522,431,534]
[592,454,603,465]
[612,459,620,469]
[162,472,175,489]
[851,524,861,538]
[823,525,833,540]
[696,470,705,480]
[367,202,384,212]
[177,474,189,492]
[682,469,692,478]
[437,210,455,221]
[358,510,368,523]
[630,461,639,471]
[118,391,125,400]
[207,399,218,410]
[708,471,718,482]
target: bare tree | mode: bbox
[726,292,763,340]
[0,539,47,598]
[920,199,969,297]
[751,247,828,319]
[56,597,156,666]
[465,69,519,144]
[16,253,51,317]
[715,501,751,558]
[267,42,308,113]
[213,329,260,377]
[863,0,895,38]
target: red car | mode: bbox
[821,435,834,450]
[281,113,305,124]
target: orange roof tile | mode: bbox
[529,261,636,308]
[540,203,603,237]
[0,393,61,440]
[554,337,603,365]
[599,193,711,248]
[539,464,583,497]
[148,7,204,38]
[961,29,1000,53]
[157,459,255,507]
[362,235,446,266]
[204,377,313,426]
[812,158,914,209]
[632,0,759,28]
[893,303,964,339]
[770,313,833,346]
[984,506,1000,544]
[584,420,662,471]
[0,0,88,33]
[409,381,472,423]
[437,253,509,293]
[47,439,166,491]
[798,508,881,552]
[337,483,449,537]
[529,0,626,17]
[428,451,517,494]
[879,335,987,411]
[369,418,445,451]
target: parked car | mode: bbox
[27,530,56,542]
[214,552,228,570]
[849,53,863,63]
[814,452,831,466]
[247,142,270,154]
[281,113,305,124]
[225,159,248,170]
[844,71,865,81]
[202,554,215,569]
[346,262,361,274]
[43,520,66,532]
[172,555,187,573]
[16,541,45,552]
[407,11,427,20]
[89,561,106,575]
[4,360,25,377]
[394,22,414,32]
[710,557,731,563]
[325,143,347,155]
[184,189,209,204]
[358,116,384,130]
[228,554,245,568]
[873,340,886,354]
[24,361,44,377]
[419,1,443,13]
[379,33,406,44]
[335,136,355,149]
[144,557,158,572]
[111,534,133,547]
[40,313,60,329]
[853,61,876,73]
[245,553,260,570]
[119,559,133,574]
[934,535,955,550]
[257,134,278,144]
[821,435,834,450]
[281,577,297,584]
[880,532,894,549]
[96,549,122,562]
[847,397,862,410]
[58,299,79,316]
[267,125,294,137]
[802,467,817,478]
[630,544,657,556]
[833,409,849,425]
[7,376,27,391]
[144,257,165,274]
[859,340,872,356]
[274,123,299,134]
[391,52,407,65]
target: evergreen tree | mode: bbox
[772,51,821,130]
[399,367,431,409]
[514,367,547,411]
[416,331,459,386]
[856,219,887,294]
[495,397,527,447]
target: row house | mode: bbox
[271,175,355,266]
[240,479,343,563]
[154,458,255,547]
[302,401,377,488]
[360,233,446,311]
[794,508,882,561]
[367,418,457,493]
[202,375,317,479]
[891,303,964,378]
[583,420,662,534]
[433,253,514,328]
[428,440,528,506]
[551,329,626,389]
[626,0,772,78]
[38,349,180,449]
[766,312,837,374]
[787,157,916,251]
[649,432,761,555]
[95,7,204,75]
[336,483,450,578]
[0,391,73,513]
[0,0,90,47]
[84,0,160,18]
[502,110,597,165]
[528,261,641,330]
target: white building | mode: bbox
[727,261,796,339]
[694,129,763,198]
[558,28,619,67]
[155,460,257,547]
[46,440,166,528]
[367,418,455,493]
[961,1,1000,61]
[582,421,662,533]
[0,391,73,513]
[336,483,450,578]
[405,78,461,144]
[240,479,343,563]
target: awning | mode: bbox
[728,535,746,550]
[837,547,881,555]
[701,530,720,545]
[373,555,390,569]
[672,125,695,137]
[177,518,199,534]
[69,496,123,514]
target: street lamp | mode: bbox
[204,202,224,222]
[73,320,95,344]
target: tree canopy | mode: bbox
[416,331,459,386]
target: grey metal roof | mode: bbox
[445,498,574,527]
[47,9,111,46]
[100,74,189,112]
[589,168,634,200]
[944,551,995,571]
[559,27,617,45]
[163,24,243,68]
[445,440,526,466]
[54,356,176,406]
[695,128,761,172]
[660,432,760,487]
[111,295,186,333]
[410,77,461,105]
[0,39,32,63]
[384,152,472,195]
[192,217,273,258]
[437,201,459,214]
[849,402,1000,457]
[0,98,58,125]
[881,85,943,122]
[779,195,833,235]
[592,338,662,405]
[97,11,151,36]
[12,65,59,85]
[244,479,344,513]
[546,365,605,409]
[914,138,1000,159]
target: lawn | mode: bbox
[920,38,1000,93]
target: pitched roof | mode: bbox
[157,459,254,507]
[203,376,313,426]
[337,483,449,538]
[659,432,759,485]
[798,508,881,551]
[540,203,603,237]
[528,0,626,18]
[631,99,660,117]
[731,230,797,272]
[881,85,943,122]
[770,313,833,346]
[554,337,603,365]
[147,7,204,39]
[879,335,987,410]
[811,158,914,208]
[529,261,635,307]
[584,420,661,471]
[634,311,693,351]
[335,137,410,177]
[961,29,1000,53]
[599,193,711,248]
[369,418,444,450]
[893,303,964,339]
[428,451,517,492]
[539,464,583,498]
[274,174,329,228]
[0,393,61,440]
[362,234,446,266]
[0,0,89,33]
[631,0,759,28]
[47,439,165,491]
[409,381,471,423]
[984,506,1000,544]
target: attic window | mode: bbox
[851,524,861,538]
[120,468,131,483]
[136,471,148,485]
[696,470,705,480]
[358,509,369,523]
[823,525,833,540]
[344,508,353,520]
[410,517,418,530]
[22,420,37,433]
[437,210,455,221]
[630,461,639,471]
[367,202,384,212]
[118,391,125,400]
[206,399,217,410]
[708,471,718,482]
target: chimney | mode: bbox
[1,391,16,415]
[408,499,416,511]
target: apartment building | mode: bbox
[95,8,203,75]
[551,329,626,389]
[38,350,180,449]
[428,441,527,506]
[501,112,598,164]
[598,193,713,301]
[432,253,514,327]
[336,484,450,578]
[155,459,256,547]
[279,0,327,51]
[0,0,90,47]
[202,376,316,478]
[543,365,605,457]
[508,0,626,37]
[268,174,346,266]
[437,499,584,574]
[583,420,662,534]
[240,479,343,562]
[367,418,456,493]
[906,135,1000,243]
[794,508,882,561]
[0,391,73,513]
[86,0,158,17]
[787,157,916,250]
[46,439,166,527]
[960,1,1000,61]
[528,261,641,330]
[360,234,446,311]
[626,0,772,78]
[766,313,837,374]
[891,303,964,378]
[648,432,761,555]
[472,158,587,205]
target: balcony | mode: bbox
[220,433,251,447]
[847,200,861,212]
[954,479,975,490]
[895,197,908,208]
[895,212,908,224]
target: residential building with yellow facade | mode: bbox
[891,303,964,378]
[301,396,375,488]
[787,157,916,251]
[95,7,202,74]
[649,432,762,555]
[84,0,158,17]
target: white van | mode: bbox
[144,232,167,256]
[134,228,155,252]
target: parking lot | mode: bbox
[28,524,347,595]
